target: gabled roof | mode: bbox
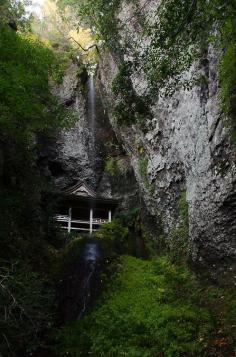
[62,181,119,207]
[63,181,96,198]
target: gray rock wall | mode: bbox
[48,62,96,189]
[97,1,236,282]
[41,60,140,210]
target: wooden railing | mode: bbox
[54,213,110,234]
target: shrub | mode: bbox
[0,260,55,355]
[0,24,72,355]
[96,219,130,256]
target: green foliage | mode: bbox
[78,0,236,132]
[0,260,55,355]
[0,0,29,29]
[56,232,90,272]
[141,0,208,94]
[0,26,72,141]
[96,219,130,256]
[117,207,140,226]
[219,14,236,142]
[168,225,189,264]
[75,0,123,50]
[56,255,217,356]
[178,190,189,225]
[105,155,130,176]
[143,218,168,258]
[105,156,119,175]
[0,23,72,355]
[169,191,189,263]
[112,62,151,125]
[31,2,88,80]
[139,1,236,97]
[138,156,154,192]
[90,208,143,257]
[138,156,148,179]
[0,25,71,250]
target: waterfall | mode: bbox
[77,242,101,320]
[88,75,96,169]
[58,239,103,324]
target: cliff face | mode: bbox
[40,61,140,209]
[97,1,236,281]
[42,62,96,189]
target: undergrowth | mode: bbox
[56,255,236,356]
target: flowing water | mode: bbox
[77,242,101,320]
[88,75,96,170]
[58,239,102,324]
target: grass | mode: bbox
[55,255,235,356]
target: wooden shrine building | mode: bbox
[54,181,118,234]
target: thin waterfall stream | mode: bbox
[77,242,101,320]
[58,76,105,323]
[88,75,96,171]
[58,75,118,323]
[58,238,103,324]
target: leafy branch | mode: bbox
[68,36,99,53]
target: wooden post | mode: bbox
[90,209,93,234]
[68,207,72,233]
[108,210,112,223]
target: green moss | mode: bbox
[169,191,189,263]
[56,255,231,356]
[138,156,148,178]
[105,155,130,176]
[178,190,189,224]
[138,156,154,193]
[144,230,168,258]
[105,156,119,176]
[168,225,189,264]
[219,15,236,143]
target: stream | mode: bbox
[58,239,103,324]
[77,242,101,320]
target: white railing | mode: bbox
[53,211,110,234]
